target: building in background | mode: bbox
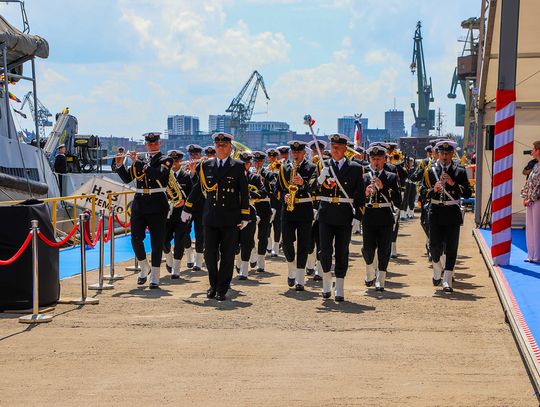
[385,109,405,139]
[208,114,232,134]
[364,128,390,144]
[167,115,200,137]
[247,121,289,132]
[337,116,368,139]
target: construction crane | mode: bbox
[226,70,270,137]
[20,91,53,141]
[448,17,481,154]
[410,21,434,137]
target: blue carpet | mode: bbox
[478,228,540,347]
[60,226,195,280]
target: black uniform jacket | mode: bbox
[252,169,272,219]
[54,154,68,174]
[275,159,316,222]
[247,171,267,222]
[115,152,172,215]
[316,159,365,225]
[421,161,472,226]
[168,169,193,221]
[362,167,401,226]
[184,157,250,227]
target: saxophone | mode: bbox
[286,160,298,212]
[166,170,185,207]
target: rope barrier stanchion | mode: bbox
[104,207,123,281]
[89,209,114,291]
[19,220,53,324]
[58,215,99,305]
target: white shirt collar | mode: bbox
[333,157,346,169]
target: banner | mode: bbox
[71,176,135,216]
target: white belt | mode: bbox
[319,196,354,204]
[136,187,167,194]
[295,197,313,204]
[366,202,392,208]
[430,199,460,206]
[250,197,271,204]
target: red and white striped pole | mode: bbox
[491,0,520,266]
[491,89,516,265]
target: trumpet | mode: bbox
[286,160,299,212]
[389,149,404,165]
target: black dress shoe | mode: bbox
[271,253,278,258]
[187,262,194,269]
[432,278,442,286]
[257,267,265,273]
[216,293,227,301]
[295,284,304,291]
[250,261,257,269]
[206,288,216,299]
[149,283,160,289]
[390,254,397,259]
[335,296,344,302]
[365,279,375,287]
[322,292,331,299]
[137,276,147,285]
[235,266,240,274]
[192,265,201,271]
[287,277,295,287]
[306,268,315,276]
[171,274,180,280]
[238,275,248,281]
[166,264,172,273]
[375,286,385,292]
[443,286,453,293]
[313,275,322,282]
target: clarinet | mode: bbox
[368,170,379,207]
[439,165,446,203]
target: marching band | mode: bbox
[113,131,471,301]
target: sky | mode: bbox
[1,0,481,141]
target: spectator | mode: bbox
[522,141,540,262]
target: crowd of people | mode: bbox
[113,132,472,302]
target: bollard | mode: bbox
[19,220,52,324]
[89,209,114,290]
[104,207,124,281]
[126,257,141,273]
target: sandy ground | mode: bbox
[0,213,537,406]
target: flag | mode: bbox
[303,114,315,127]
[8,91,20,103]
[354,118,362,148]
[13,108,26,118]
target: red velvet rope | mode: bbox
[104,215,114,243]
[37,223,79,248]
[0,231,33,266]
[84,218,103,248]
[114,213,131,229]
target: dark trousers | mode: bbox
[401,182,417,211]
[319,222,352,278]
[131,211,167,267]
[429,222,460,270]
[271,204,282,243]
[392,216,399,243]
[309,219,320,259]
[184,221,192,249]
[256,204,272,255]
[281,219,311,268]
[193,212,204,253]
[163,219,188,260]
[420,203,430,237]
[362,223,393,271]
[236,221,256,261]
[204,225,239,295]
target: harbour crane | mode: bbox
[226,70,270,137]
[410,21,434,137]
[20,91,53,141]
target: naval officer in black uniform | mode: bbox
[276,140,316,291]
[315,134,365,301]
[362,144,401,291]
[114,132,173,289]
[181,132,250,301]
[266,148,282,256]
[54,144,68,195]
[421,140,471,292]
[163,150,192,278]
[251,151,273,272]
[185,143,205,270]
[307,139,326,280]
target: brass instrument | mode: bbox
[166,170,185,207]
[267,159,283,172]
[344,146,361,160]
[389,149,405,165]
[286,160,299,211]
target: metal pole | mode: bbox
[125,257,141,273]
[19,220,52,323]
[2,44,11,140]
[31,58,40,149]
[89,209,113,290]
[73,214,98,304]
[104,207,123,281]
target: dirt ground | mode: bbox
[0,213,537,406]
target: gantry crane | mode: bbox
[448,17,481,154]
[410,21,434,137]
[226,70,270,137]
[20,91,53,141]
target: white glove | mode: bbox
[239,220,249,230]
[317,166,331,184]
[180,210,192,223]
[270,208,277,223]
